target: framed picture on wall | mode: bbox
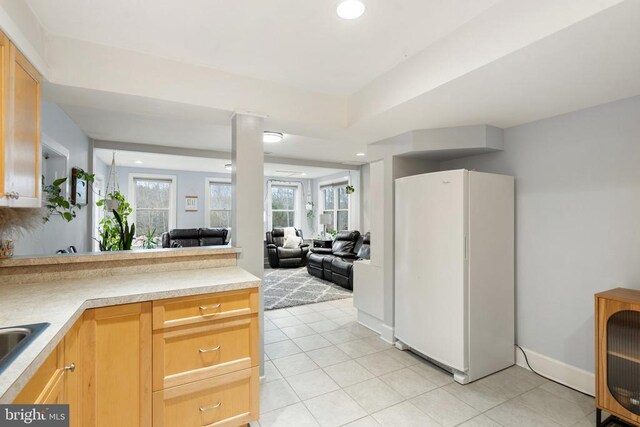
[185,196,198,211]
[71,167,88,206]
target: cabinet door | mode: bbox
[0,32,9,200]
[64,319,81,427]
[13,341,65,404]
[6,45,41,207]
[81,303,152,427]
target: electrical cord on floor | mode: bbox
[515,344,593,398]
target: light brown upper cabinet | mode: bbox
[0,30,41,207]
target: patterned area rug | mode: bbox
[264,267,352,310]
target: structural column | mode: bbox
[231,113,265,374]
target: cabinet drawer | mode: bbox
[153,314,258,390]
[153,367,259,427]
[153,289,258,330]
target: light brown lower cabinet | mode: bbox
[13,289,259,427]
[80,302,152,427]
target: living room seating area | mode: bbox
[161,227,229,248]
[265,228,309,268]
[307,230,370,290]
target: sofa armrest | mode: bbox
[300,243,309,248]
[311,248,332,255]
[266,243,278,249]
[334,251,356,259]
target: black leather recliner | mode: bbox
[331,232,370,290]
[266,228,309,268]
[161,228,228,248]
[307,230,362,288]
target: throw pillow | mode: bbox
[283,236,302,249]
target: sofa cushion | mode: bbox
[331,230,360,254]
[356,232,371,260]
[199,228,227,246]
[277,247,302,259]
[331,258,353,276]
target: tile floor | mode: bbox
[254,297,599,427]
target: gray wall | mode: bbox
[16,102,91,256]
[440,95,640,373]
[116,166,230,230]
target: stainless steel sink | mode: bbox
[0,323,49,372]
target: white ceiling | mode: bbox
[27,0,500,95]
[5,0,636,164]
[94,149,349,179]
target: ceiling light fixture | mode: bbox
[134,160,143,164]
[337,0,365,19]
[225,164,232,171]
[263,131,284,143]
[356,152,365,156]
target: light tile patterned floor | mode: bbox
[254,298,598,427]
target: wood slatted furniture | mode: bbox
[14,288,260,427]
[596,288,640,427]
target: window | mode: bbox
[321,181,349,232]
[270,184,297,228]
[129,173,176,236]
[206,179,232,228]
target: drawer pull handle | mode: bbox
[199,345,221,353]
[199,304,221,312]
[199,401,221,412]
[64,363,76,372]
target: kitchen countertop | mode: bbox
[0,264,261,403]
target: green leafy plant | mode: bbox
[113,210,136,250]
[345,184,355,194]
[142,229,156,249]
[42,169,95,223]
[95,190,133,251]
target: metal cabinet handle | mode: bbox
[4,191,19,200]
[199,401,221,412]
[199,345,221,353]
[199,304,221,311]
[64,363,76,372]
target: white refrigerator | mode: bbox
[394,169,514,384]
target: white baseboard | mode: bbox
[515,346,595,396]
[357,310,395,343]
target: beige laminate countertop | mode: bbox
[0,265,261,403]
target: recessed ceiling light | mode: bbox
[225,164,232,171]
[263,131,284,143]
[337,0,365,19]
[134,160,143,164]
[356,152,365,156]
[301,173,307,176]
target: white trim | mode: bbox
[266,180,302,230]
[128,172,177,233]
[204,177,232,228]
[356,310,395,344]
[318,177,350,233]
[515,346,595,396]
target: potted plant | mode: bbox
[95,190,135,251]
[345,184,355,194]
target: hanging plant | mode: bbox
[95,190,133,251]
[345,184,355,194]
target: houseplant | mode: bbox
[95,190,134,251]
[42,169,95,223]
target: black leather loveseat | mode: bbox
[266,228,309,268]
[161,228,228,248]
[307,231,370,290]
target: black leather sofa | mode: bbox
[266,228,309,268]
[307,231,370,290]
[161,228,228,248]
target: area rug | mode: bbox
[264,267,352,310]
